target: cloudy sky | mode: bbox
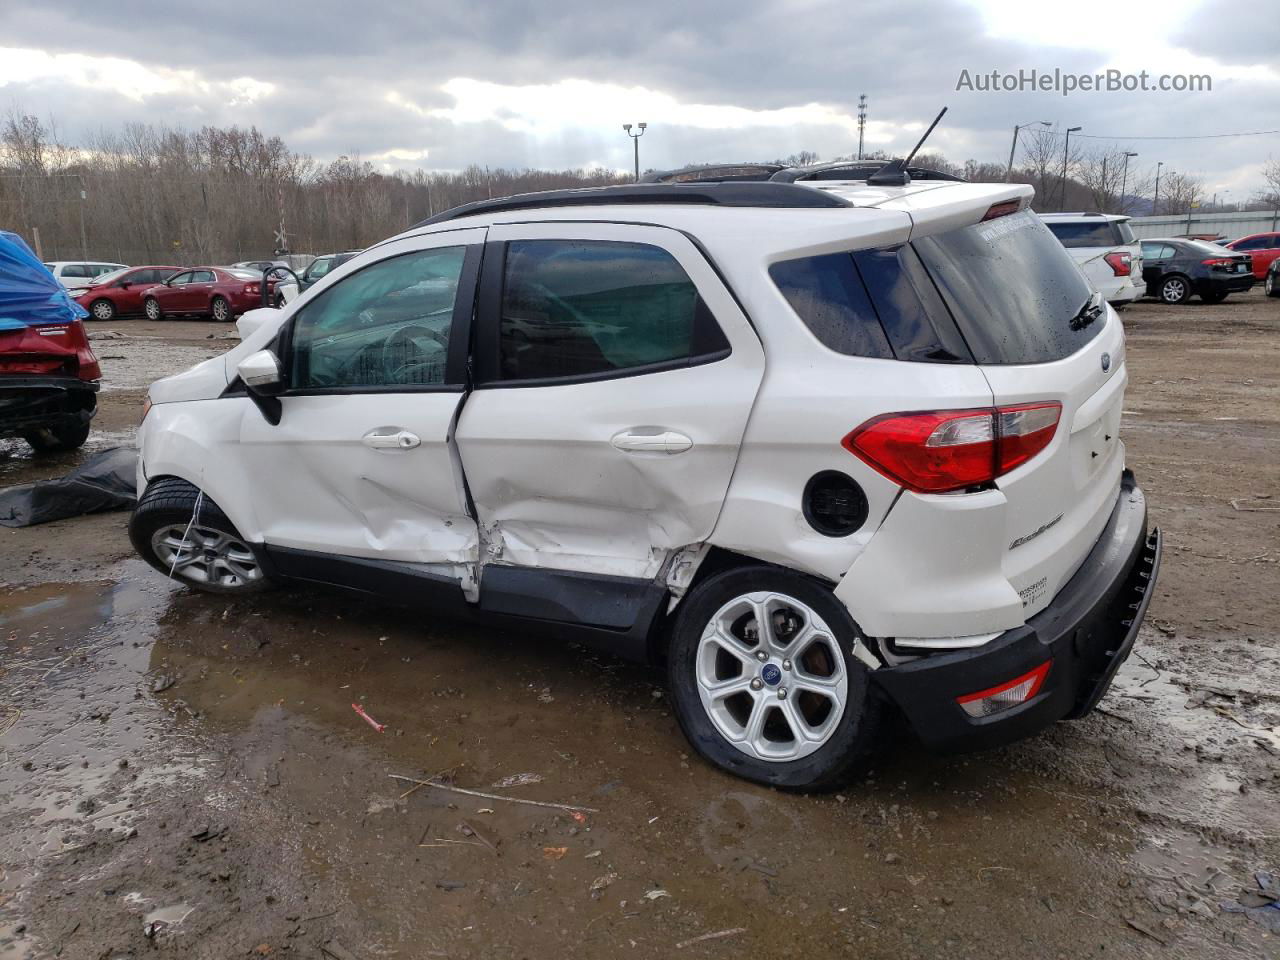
[2,0,1278,197]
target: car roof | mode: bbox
[1038,212,1131,222]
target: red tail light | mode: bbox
[1201,258,1233,268]
[246,282,260,295]
[1103,251,1132,276]
[842,402,1062,494]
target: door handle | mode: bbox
[611,429,693,454]
[362,428,421,450]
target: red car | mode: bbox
[73,265,184,321]
[1224,232,1280,280]
[141,267,275,322]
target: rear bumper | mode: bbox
[1197,275,1255,296]
[0,376,99,438]
[873,470,1161,752]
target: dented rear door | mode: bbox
[455,222,765,581]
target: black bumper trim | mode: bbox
[0,377,99,437]
[871,470,1162,752]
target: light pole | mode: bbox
[1153,161,1163,215]
[1059,126,1081,211]
[622,123,647,182]
[1005,120,1052,182]
[1119,151,1138,213]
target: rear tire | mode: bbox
[144,297,163,321]
[210,296,231,322]
[89,298,116,321]
[130,477,273,594]
[666,566,883,791]
[1266,272,1278,297]
[1159,275,1193,305]
[22,421,91,453]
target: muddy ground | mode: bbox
[1,295,1277,960]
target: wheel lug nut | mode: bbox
[777,687,788,700]
[783,659,792,671]
[755,650,768,662]
[750,678,763,691]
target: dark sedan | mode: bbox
[1140,238,1255,305]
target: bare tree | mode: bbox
[1159,170,1204,215]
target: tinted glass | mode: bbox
[499,240,725,381]
[853,245,971,363]
[1187,241,1233,257]
[62,264,89,278]
[913,210,1098,365]
[769,253,893,359]
[191,270,215,283]
[290,247,465,389]
[168,272,192,284]
[1114,221,1136,244]
[1044,220,1124,248]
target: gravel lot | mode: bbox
[1,293,1277,959]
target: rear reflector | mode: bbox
[1103,251,1132,276]
[843,402,1061,494]
[956,661,1051,718]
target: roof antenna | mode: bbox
[867,106,948,187]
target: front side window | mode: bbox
[497,239,727,382]
[289,247,465,390]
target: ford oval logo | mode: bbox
[1100,352,1111,373]
[760,663,782,686]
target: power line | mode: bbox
[1039,128,1280,142]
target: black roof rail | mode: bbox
[639,163,784,184]
[412,182,852,227]
[772,160,966,183]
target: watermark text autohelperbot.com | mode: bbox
[956,69,1211,96]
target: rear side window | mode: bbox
[1044,220,1128,248]
[914,210,1098,365]
[770,247,969,363]
[498,239,729,382]
[769,254,893,359]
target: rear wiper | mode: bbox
[1069,295,1103,331]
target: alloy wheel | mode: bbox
[91,300,114,320]
[212,298,230,321]
[150,524,262,588]
[695,591,849,762]
[1162,278,1186,303]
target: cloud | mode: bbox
[0,0,1277,198]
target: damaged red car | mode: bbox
[1,231,101,452]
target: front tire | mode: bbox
[1266,272,1278,297]
[666,566,882,790]
[144,297,163,321]
[210,296,231,322]
[89,298,116,321]
[22,421,91,453]
[1159,275,1192,305]
[130,478,272,594]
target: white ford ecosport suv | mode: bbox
[130,168,1161,789]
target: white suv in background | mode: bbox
[1039,213,1144,307]
[129,170,1161,789]
[44,260,129,292]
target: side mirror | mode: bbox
[236,307,277,339]
[237,349,284,425]
[237,349,283,394]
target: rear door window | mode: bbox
[913,210,1098,365]
[495,239,729,382]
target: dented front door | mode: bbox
[455,223,766,581]
[237,230,484,567]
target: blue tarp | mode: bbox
[0,230,88,332]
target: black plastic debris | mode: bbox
[0,446,137,527]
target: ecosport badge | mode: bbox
[1010,513,1064,550]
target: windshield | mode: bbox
[913,210,1099,365]
[90,267,131,285]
